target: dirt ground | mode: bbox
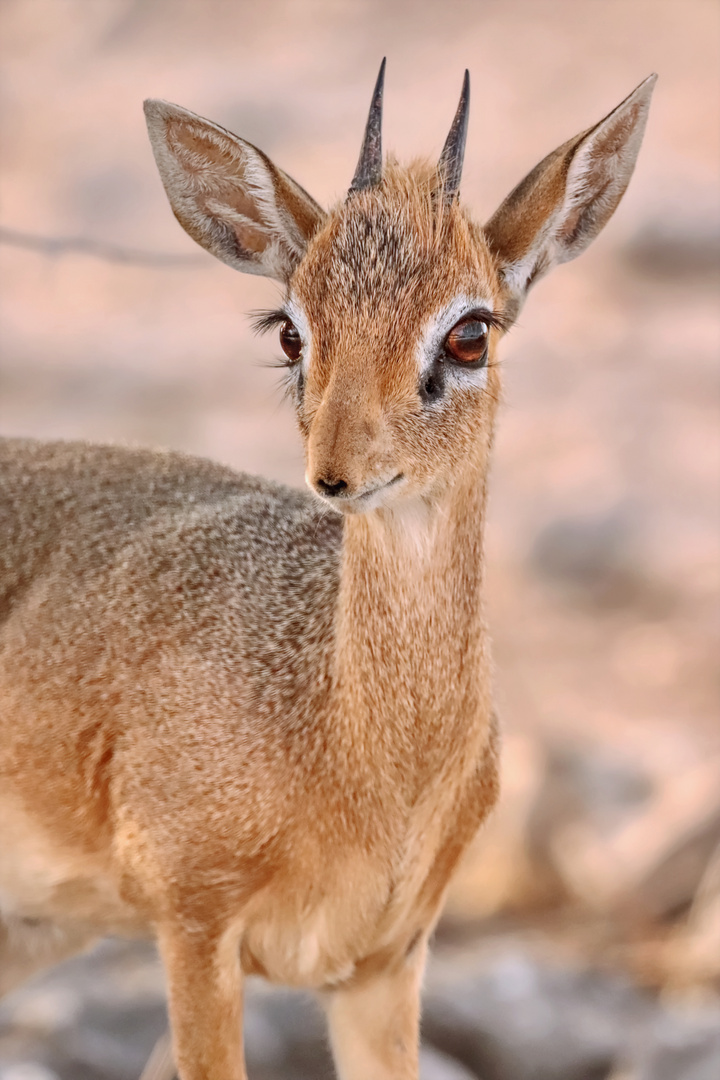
[1,0,719,1075]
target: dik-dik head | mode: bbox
[145,63,655,513]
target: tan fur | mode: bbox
[1,72,655,1079]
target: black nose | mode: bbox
[316,477,348,497]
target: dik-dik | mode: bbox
[0,64,655,1080]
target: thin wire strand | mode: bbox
[0,226,204,267]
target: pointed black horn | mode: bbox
[438,70,470,200]
[349,58,386,194]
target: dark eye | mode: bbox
[444,318,489,365]
[279,320,302,363]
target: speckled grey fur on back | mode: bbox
[0,438,343,729]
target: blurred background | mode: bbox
[1,1,718,1078]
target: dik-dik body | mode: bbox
[0,65,655,1080]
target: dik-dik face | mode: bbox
[145,64,655,514]
[273,179,505,512]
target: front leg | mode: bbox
[325,938,427,1080]
[157,922,246,1080]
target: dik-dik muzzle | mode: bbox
[305,363,403,507]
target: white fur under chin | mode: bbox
[374,497,441,564]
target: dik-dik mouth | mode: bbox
[313,472,406,511]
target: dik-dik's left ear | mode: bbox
[484,75,657,313]
[144,100,326,282]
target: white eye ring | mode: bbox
[417,295,495,389]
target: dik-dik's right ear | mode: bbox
[144,100,326,282]
[484,75,657,316]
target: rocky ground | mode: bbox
[1,1,718,1077]
[1,935,720,1080]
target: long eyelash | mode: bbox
[251,308,289,336]
[252,306,302,373]
[262,359,298,370]
[474,308,512,334]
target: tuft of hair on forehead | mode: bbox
[293,156,497,334]
[339,156,474,249]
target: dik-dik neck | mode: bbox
[331,466,493,785]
